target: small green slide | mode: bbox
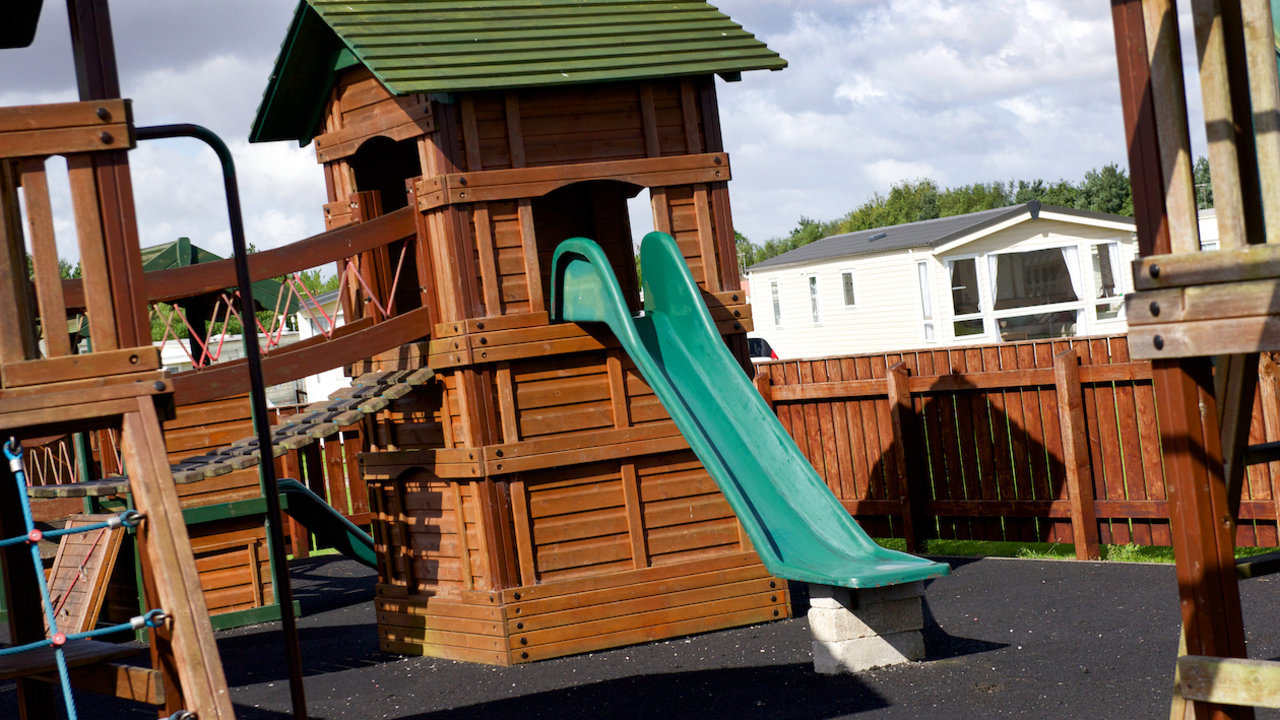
[550,232,948,588]
[278,479,376,569]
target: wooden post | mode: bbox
[1053,348,1100,561]
[886,362,920,552]
[1112,3,1254,717]
[279,449,308,559]
[753,365,774,410]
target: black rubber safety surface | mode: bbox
[7,554,1280,719]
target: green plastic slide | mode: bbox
[278,479,376,569]
[550,232,948,588]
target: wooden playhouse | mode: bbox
[250,0,791,664]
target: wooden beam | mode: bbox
[0,99,133,158]
[1053,348,1100,560]
[19,158,71,358]
[122,396,236,719]
[1133,242,1280,291]
[886,362,920,552]
[1139,0,1202,254]
[1129,315,1280,358]
[415,153,731,211]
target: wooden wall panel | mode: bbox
[525,463,632,581]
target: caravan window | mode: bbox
[987,247,1082,340]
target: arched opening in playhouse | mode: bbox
[349,135,421,213]
[347,135,425,316]
[531,180,643,313]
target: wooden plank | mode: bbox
[169,308,423,405]
[43,660,166,705]
[508,479,537,586]
[1130,315,1280,358]
[639,82,661,156]
[1110,338,1154,545]
[1030,342,1066,541]
[121,396,236,719]
[1053,348,1100,559]
[886,362,919,550]
[19,158,72,358]
[1179,656,1280,709]
[2,345,160,388]
[1132,243,1280,291]
[1155,357,1250,679]
[514,578,778,640]
[1126,281,1277,326]
[0,99,128,134]
[0,639,141,681]
[515,597,783,664]
[1138,0,1201,255]
[314,99,434,163]
[692,184,718,290]
[415,152,730,210]
[517,199,544,313]
[0,106,133,158]
[64,206,415,310]
[0,158,36,364]
[65,153,117,351]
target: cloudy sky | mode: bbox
[0,0,1206,261]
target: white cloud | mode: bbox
[865,159,939,189]
[4,0,1208,255]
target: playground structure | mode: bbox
[1112,0,1280,716]
[21,0,1280,716]
[1,1,950,717]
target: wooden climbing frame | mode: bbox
[1112,0,1280,717]
[0,1,236,717]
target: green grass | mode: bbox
[874,537,1277,564]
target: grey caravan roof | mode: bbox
[745,201,1130,272]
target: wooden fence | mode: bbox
[753,335,1280,558]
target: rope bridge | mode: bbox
[26,367,433,500]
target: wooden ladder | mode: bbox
[0,98,235,718]
[1113,0,1280,717]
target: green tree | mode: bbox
[937,181,1011,217]
[735,231,757,271]
[1193,155,1213,209]
[1077,163,1133,216]
[1013,178,1080,207]
[298,268,341,295]
[742,162,1138,268]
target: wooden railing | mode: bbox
[754,335,1280,557]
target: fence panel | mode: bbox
[756,335,1280,554]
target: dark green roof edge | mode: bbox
[250,2,349,145]
[250,0,786,145]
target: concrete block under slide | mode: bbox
[807,581,927,673]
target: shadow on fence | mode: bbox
[755,335,1280,557]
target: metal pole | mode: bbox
[135,123,308,720]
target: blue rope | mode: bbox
[5,438,77,719]
[0,509,141,548]
[0,609,166,657]
[3,444,192,719]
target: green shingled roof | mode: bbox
[251,0,786,144]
